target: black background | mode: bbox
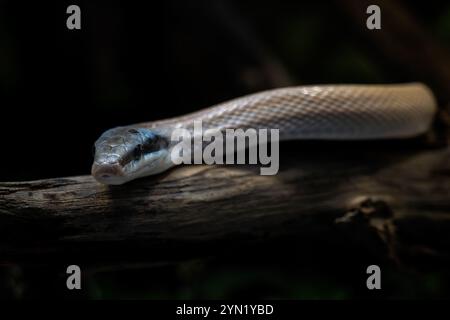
[0,0,436,181]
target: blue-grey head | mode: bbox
[91,127,171,185]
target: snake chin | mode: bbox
[124,151,171,177]
[93,150,173,185]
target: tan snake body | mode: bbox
[92,83,437,185]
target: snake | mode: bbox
[92,83,437,185]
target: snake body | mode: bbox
[92,83,437,185]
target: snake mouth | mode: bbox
[91,162,125,181]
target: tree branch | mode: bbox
[1,140,449,265]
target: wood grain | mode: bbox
[1,140,449,264]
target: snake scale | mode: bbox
[92,83,437,185]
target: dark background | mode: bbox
[3,0,450,182]
[1,0,450,299]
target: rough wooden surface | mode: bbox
[1,140,449,264]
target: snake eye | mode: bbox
[141,136,166,153]
[133,144,142,160]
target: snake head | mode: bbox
[91,127,171,185]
